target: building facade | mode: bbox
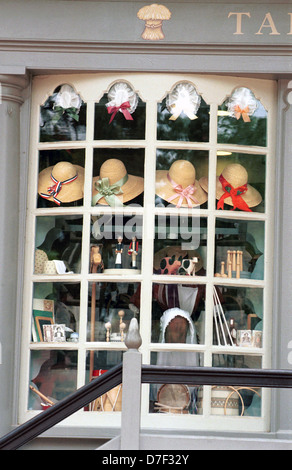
[0,0,292,450]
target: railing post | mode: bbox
[121,318,142,450]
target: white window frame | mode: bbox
[19,73,277,433]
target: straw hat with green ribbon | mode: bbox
[92,158,144,207]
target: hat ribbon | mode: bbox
[169,102,197,121]
[167,173,199,208]
[107,101,133,124]
[217,174,252,212]
[40,172,78,206]
[234,104,251,122]
[92,173,128,207]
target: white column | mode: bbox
[0,74,28,435]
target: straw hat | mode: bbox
[92,158,144,206]
[38,161,84,204]
[199,163,262,209]
[155,160,208,208]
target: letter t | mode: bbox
[228,12,251,35]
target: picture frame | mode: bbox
[33,310,54,342]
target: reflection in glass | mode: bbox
[32,282,80,343]
[157,94,209,142]
[87,281,140,342]
[155,150,208,208]
[94,92,145,140]
[93,148,144,207]
[151,283,205,344]
[40,84,86,142]
[34,215,83,274]
[217,88,267,147]
[215,218,265,280]
[29,350,78,410]
[85,351,123,411]
[154,216,207,276]
[37,149,85,208]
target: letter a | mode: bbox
[255,12,280,35]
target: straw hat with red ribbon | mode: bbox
[155,159,208,208]
[199,163,262,211]
[38,161,84,205]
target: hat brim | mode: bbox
[92,174,144,205]
[155,170,208,207]
[154,246,204,272]
[38,165,85,203]
[199,176,262,208]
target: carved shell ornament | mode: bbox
[227,87,258,123]
[166,83,201,121]
[106,82,138,123]
[137,3,171,40]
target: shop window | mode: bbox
[21,75,276,433]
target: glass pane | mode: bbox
[215,218,265,280]
[149,352,203,414]
[94,83,145,140]
[31,282,80,343]
[157,83,210,142]
[85,350,123,411]
[151,283,205,344]
[206,154,266,213]
[90,214,143,273]
[213,285,263,347]
[29,350,78,410]
[155,150,208,208]
[92,149,144,208]
[87,281,140,342]
[217,87,267,147]
[154,216,207,276]
[210,354,262,417]
[34,215,83,275]
[37,149,85,208]
[40,84,86,142]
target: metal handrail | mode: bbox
[1,364,292,450]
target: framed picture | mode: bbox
[43,324,66,342]
[33,310,54,342]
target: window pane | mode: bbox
[157,83,209,142]
[151,283,205,344]
[85,350,123,412]
[213,285,263,347]
[37,149,85,208]
[215,218,265,281]
[90,214,143,273]
[94,83,145,140]
[155,150,208,208]
[32,282,80,343]
[40,84,86,142]
[92,149,144,208]
[34,215,83,275]
[29,350,78,410]
[87,281,140,342]
[217,87,267,147]
[154,216,207,276]
[149,352,203,414]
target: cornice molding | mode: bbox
[0,39,291,57]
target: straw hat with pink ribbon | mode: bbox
[155,160,208,208]
[199,163,262,212]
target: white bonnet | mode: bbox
[160,308,194,343]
